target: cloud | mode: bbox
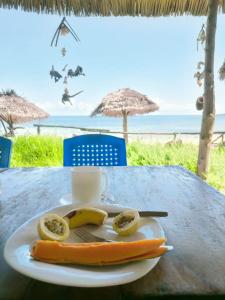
[36,99,95,116]
[154,97,199,115]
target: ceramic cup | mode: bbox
[71,166,108,203]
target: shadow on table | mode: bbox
[21,280,225,300]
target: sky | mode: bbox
[0,8,224,116]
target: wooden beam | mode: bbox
[197,0,219,178]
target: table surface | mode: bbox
[1,166,225,300]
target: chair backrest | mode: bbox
[63,134,127,167]
[0,137,12,168]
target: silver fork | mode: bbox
[74,227,114,243]
[74,228,174,252]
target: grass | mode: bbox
[11,135,63,167]
[11,135,225,194]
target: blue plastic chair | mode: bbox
[63,134,127,167]
[0,137,12,168]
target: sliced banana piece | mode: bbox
[38,213,70,242]
[112,210,140,236]
[64,207,108,229]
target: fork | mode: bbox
[74,227,114,243]
[74,228,174,252]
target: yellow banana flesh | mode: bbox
[64,207,108,229]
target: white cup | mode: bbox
[71,166,108,203]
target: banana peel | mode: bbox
[31,238,168,265]
[64,207,108,229]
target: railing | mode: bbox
[33,124,225,144]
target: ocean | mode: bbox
[22,114,225,135]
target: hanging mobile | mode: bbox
[51,17,80,47]
[50,66,62,82]
[62,88,83,105]
[196,96,204,111]
[197,24,206,51]
[63,76,68,84]
[67,66,85,78]
[61,47,67,57]
[62,64,68,72]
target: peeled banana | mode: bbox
[64,207,108,229]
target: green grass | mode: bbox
[11,135,63,167]
[11,135,225,194]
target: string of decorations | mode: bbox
[195,23,225,110]
[49,17,84,105]
[194,24,206,111]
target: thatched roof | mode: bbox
[0,0,224,16]
[0,93,49,124]
[91,88,159,117]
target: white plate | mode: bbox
[4,202,165,287]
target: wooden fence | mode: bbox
[33,124,225,144]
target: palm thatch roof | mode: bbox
[91,88,159,117]
[0,92,49,124]
[0,0,224,16]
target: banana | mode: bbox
[112,210,140,236]
[64,207,108,229]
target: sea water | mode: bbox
[20,114,225,135]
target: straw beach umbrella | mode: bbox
[91,88,159,143]
[0,90,49,136]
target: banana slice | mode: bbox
[64,207,108,229]
[38,213,70,241]
[112,210,140,236]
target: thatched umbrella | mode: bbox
[0,0,224,17]
[0,90,49,136]
[91,88,159,143]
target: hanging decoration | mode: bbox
[194,61,205,87]
[196,96,204,111]
[50,66,62,82]
[62,64,68,72]
[61,47,67,57]
[49,17,86,105]
[50,17,80,47]
[197,24,206,51]
[63,76,68,85]
[194,70,204,87]
[67,66,85,78]
[197,61,205,70]
[219,60,225,80]
[62,88,83,105]
[194,24,206,110]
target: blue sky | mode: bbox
[0,8,224,115]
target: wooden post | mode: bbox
[197,0,219,178]
[173,133,177,143]
[122,111,128,143]
[37,125,41,135]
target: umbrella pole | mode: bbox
[123,111,128,143]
